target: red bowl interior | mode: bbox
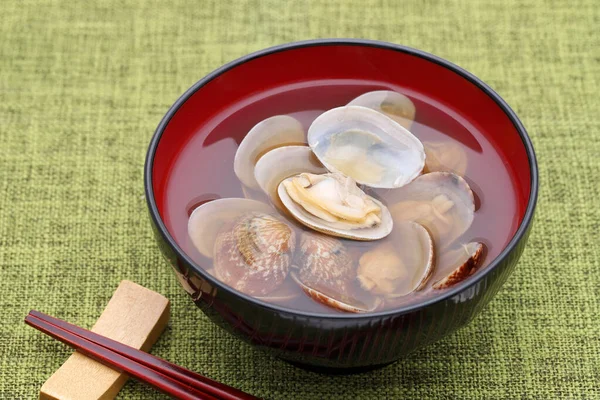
[150,42,533,276]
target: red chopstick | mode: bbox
[25,314,213,399]
[28,310,256,400]
[25,311,260,400]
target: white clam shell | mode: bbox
[277,176,393,241]
[187,198,272,258]
[423,141,468,176]
[388,172,475,249]
[254,145,327,205]
[347,90,415,130]
[234,115,306,189]
[357,221,435,298]
[307,106,425,189]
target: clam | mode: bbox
[433,242,485,289]
[307,106,425,188]
[213,212,296,296]
[188,198,272,258]
[389,172,474,249]
[423,141,468,176]
[234,115,306,189]
[292,232,379,313]
[357,221,434,298]
[278,172,393,241]
[254,145,327,207]
[347,90,416,130]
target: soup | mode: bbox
[165,83,521,314]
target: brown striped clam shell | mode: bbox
[292,232,379,313]
[214,212,295,296]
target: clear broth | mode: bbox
[164,81,521,314]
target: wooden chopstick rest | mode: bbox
[40,280,170,400]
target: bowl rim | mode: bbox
[144,38,539,319]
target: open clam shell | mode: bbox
[423,141,468,176]
[433,242,485,289]
[357,221,435,298]
[388,172,475,249]
[347,90,416,130]
[187,198,272,258]
[213,212,296,296]
[307,105,425,189]
[278,173,393,241]
[234,115,306,189]
[254,145,327,207]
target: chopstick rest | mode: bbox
[27,312,259,400]
[39,280,170,400]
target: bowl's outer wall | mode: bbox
[151,214,532,368]
[146,40,538,370]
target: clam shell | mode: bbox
[278,175,393,241]
[255,280,300,302]
[291,272,379,313]
[254,145,327,207]
[423,141,468,176]
[388,172,475,249]
[292,232,378,313]
[357,221,435,298]
[295,232,354,288]
[234,115,306,189]
[433,242,485,289]
[347,90,415,130]
[188,198,272,258]
[307,106,425,188]
[214,212,296,296]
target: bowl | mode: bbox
[144,39,538,372]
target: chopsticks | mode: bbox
[25,310,260,400]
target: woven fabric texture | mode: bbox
[1,0,598,399]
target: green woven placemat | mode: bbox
[1,1,598,398]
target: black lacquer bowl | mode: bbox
[144,39,538,371]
